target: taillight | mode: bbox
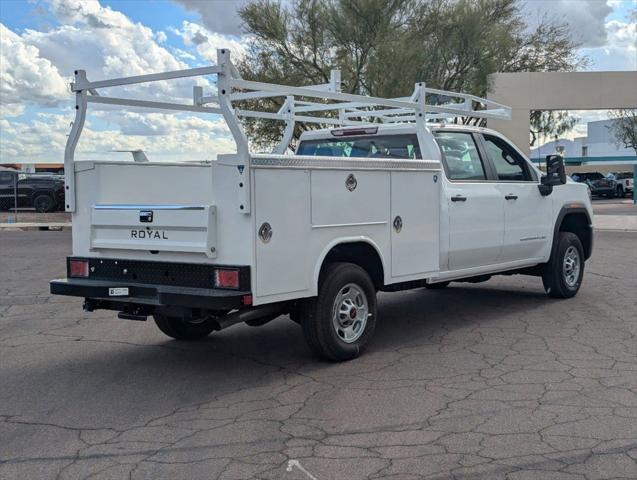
[69,259,89,278]
[213,268,239,289]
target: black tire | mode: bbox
[301,262,377,361]
[33,194,55,213]
[424,281,450,289]
[616,186,624,198]
[542,232,585,299]
[153,314,216,340]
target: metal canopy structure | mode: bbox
[64,48,511,211]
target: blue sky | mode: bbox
[1,0,635,163]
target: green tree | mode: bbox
[236,0,586,149]
[607,109,637,155]
[529,110,578,148]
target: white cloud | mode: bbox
[0,23,69,117]
[523,0,613,48]
[0,111,237,162]
[604,18,637,66]
[92,110,232,137]
[156,30,167,43]
[20,0,208,102]
[170,21,248,64]
[171,47,198,62]
[579,15,637,70]
[170,0,250,35]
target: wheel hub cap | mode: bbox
[332,283,368,343]
[563,246,581,288]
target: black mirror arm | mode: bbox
[538,181,553,196]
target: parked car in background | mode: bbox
[0,169,65,212]
[571,172,617,198]
[606,172,634,198]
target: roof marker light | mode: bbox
[330,127,378,137]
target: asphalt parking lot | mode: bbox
[592,198,637,216]
[1,230,636,480]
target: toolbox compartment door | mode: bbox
[390,171,439,277]
[254,169,310,297]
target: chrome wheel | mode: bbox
[332,283,369,343]
[562,246,581,288]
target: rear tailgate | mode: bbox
[90,204,216,257]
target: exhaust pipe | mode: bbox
[212,303,285,331]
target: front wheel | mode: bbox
[301,263,377,361]
[542,232,585,299]
[153,314,216,340]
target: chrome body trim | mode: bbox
[93,204,206,211]
[251,154,441,171]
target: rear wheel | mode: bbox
[153,314,216,340]
[542,232,585,299]
[33,194,55,213]
[301,263,377,361]
[616,185,624,198]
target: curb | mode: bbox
[0,223,72,231]
[593,228,637,233]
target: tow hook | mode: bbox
[83,299,95,312]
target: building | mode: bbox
[0,163,64,174]
[530,119,637,174]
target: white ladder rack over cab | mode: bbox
[64,48,511,212]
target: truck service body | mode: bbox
[51,49,593,360]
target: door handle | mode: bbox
[451,195,467,202]
[505,194,518,200]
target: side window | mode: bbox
[483,135,533,181]
[0,172,14,184]
[296,135,421,159]
[433,131,487,181]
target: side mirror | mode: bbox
[538,154,566,196]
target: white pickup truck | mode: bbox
[51,49,593,361]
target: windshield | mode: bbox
[297,134,422,159]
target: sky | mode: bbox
[0,0,635,163]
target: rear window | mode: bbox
[616,172,633,180]
[296,134,421,159]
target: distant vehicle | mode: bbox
[0,169,65,212]
[571,172,617,198]
[606,172,634,197]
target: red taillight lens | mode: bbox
[69,259,89,278]
[213,268,239,289]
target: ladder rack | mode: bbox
[64,48,511,211]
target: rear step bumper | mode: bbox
[50,278,249,311]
